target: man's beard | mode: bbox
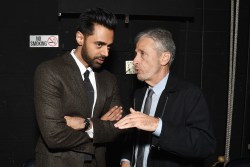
[81,43,103,69]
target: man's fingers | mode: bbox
[114,112,153,130]
[114,117,136,129]
[64,116,72,124]
[114,114,134,127]
[130,107,136,113]
[115,114,122,121]
[106,106,118,116]
[101,106,123,121]
[109,107,123,119]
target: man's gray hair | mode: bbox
[135,28,176,65]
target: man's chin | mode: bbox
[92,63,103,69]
[137,75,145,81]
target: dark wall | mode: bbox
[0,0,249,166]
[58,0,194,17]
[0,0,60,166]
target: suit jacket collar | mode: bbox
[155,73,181,118]
[62,52,108,118]
[135,73,179,99]
[62,52,93,117]
[93,71,108,118]
[134,73,180,117]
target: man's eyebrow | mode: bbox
[95,41,107,45]
[136,49,143,52]
[95,41,114,47]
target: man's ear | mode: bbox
[161,52,171,66]
[76,31,84,46]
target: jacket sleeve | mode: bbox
[152,87,216,158]
[91,74,126,143]
[34,63,93,153]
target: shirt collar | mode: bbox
[150,73,169,96]
[70,49,93,75]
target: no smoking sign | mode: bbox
[30,35,59,47]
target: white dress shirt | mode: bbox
[71,49,96,138]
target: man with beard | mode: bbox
[115,28,216,167]
[34,8,124,167]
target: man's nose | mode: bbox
[133,54,139,65]
[101,46,109,57]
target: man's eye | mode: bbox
[96,43,103,48]
[133,52,137,57]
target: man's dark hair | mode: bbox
[77,7,117,36]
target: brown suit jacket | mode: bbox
[34,52,123,167]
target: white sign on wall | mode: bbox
[29,35,59,47]
[125,60,135,74]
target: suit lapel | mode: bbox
[134,87,147,111]
[93,71,106,118]
[154,90,169,118]
[135,86,169,118]
[154,74,179,118]
[62,53,92,117]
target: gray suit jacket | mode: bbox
[34,52,123,167]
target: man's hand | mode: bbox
[64,105,122,130]
[121,161,131,167]
[114,108,159,132]
[64,116,85,130]
[101,106,123,121]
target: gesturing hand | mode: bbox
[114,108,159,132]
